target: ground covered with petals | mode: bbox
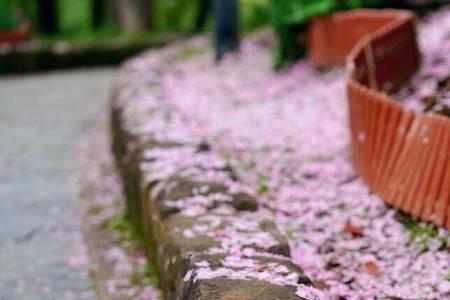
[116,7,450,300]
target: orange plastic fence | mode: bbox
[309,9,450,228]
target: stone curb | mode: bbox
[111,39,315,300]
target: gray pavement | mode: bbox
[0,68,114,300]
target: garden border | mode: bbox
[309,8,450,228]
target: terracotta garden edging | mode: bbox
[309,8,450,228]
[111,41,315,300]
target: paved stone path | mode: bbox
[0,69,114,300]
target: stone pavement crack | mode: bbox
[12,228,40,244]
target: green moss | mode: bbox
[130,271,140,286]
[144,261,159,286]
[257,175,270,195]
[89,205,103,215]
[104,212,161,288]
[129,262,159,287]
[395,211,448,252]
[104,212,142,244]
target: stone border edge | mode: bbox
[109,40,316,300]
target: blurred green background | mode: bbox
[1,0,271,42]
[1,0,444,69]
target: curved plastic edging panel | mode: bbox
[309,9,450,228]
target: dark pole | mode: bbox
[38,0,58,34]
[214,0,239,62]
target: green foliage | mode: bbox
[241,0,271,32]
[58,0,91,35]
[7,0,272,43]
[273,0,382,26]
[154,0,198,32]
[154,0,271,33]
[271,0,385,69]
[0,0,19,30]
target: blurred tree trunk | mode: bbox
[92,0,105,29]
[194,0,211,32]
[113,0,152,32]
[37,0,58,34]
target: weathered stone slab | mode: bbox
[183,278,305,300]
[150,177,258,219]
[157,211,290,257]
[152,210,294,299]
[140,176,257,261]
[177,252,313,300]
[185,252,313,287]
